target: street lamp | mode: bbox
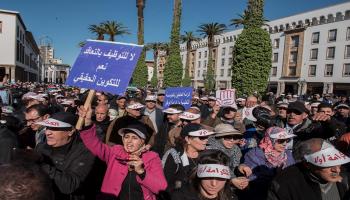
[297,78,306,96]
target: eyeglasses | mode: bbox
[222,135,243,141]
[278,107,287,110]
[276,138,292,144]
[25,116,41,124]
[195,136,209,141]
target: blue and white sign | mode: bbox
[164,87,193,110]
[65,40,143,95]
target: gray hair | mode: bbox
[293,138,324,163]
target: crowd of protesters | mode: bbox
[0,76,349,200]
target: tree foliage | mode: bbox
[164,0,183,87]
[231,0,272,96]
[103,20,130,41]
[132,0,148,87]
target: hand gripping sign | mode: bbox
[197,164,231,179]
[304,145,350,167]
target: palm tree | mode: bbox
[103,20,130,41]
[181,31,199,78]
[197,23,226,68]
[230,10,250,28]
[88,23,106,40]
[136,0,145,45]
[197,23,226,91]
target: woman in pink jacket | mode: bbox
[78,106,167,200]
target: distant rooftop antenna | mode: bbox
[39,36,53,47]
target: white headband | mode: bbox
[197,164,230,179]
[188,129,215,137]
[179,112,201,120]
[36,118,72,128]
[304,146,350,167]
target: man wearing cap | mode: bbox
[142,95,164,134]
[334,104,350,131]
[274,102,288,127]
[283,101,342,147]
[114,95,127,119]
[35,112,95,200]
[267,138,350,200]
[158,104,185,155]
[24,104,50,147]
[156,89,165,109]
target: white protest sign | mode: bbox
[242,106,257,121]
[216,89,237,108]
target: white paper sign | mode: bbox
[216,89,237,108]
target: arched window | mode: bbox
[312,17,318,26]
[286,23,290,30]
[305,19,310,26]
[279,25,284,31]
[274,26,278,32]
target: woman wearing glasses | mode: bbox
[242,126,296,200]
[161,123,214,199]
[207,123,251,190]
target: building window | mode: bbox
[228,57,232,65]
[311,32,320,44]
[198,52,201,59]
[347,27,350,41]
[221,47,226,56]
[204,51,207,58]
[288,66,296,76]
[229,46,234,54]
[227,69,231,76]
[271,67,277,77]
[290,51,298,63]
[273,53,278,62]
[273,39,280,48]
[309,65,316,76]
[325,64,333,76]
[326,47,335,59]
[291,36,299,47]
[198,61,201,68]
[221,58,225,67]
[220,69,224,77]
[328,29,337,42]
[0,21,2,33]
[204,60,207,68]
[344,63,350,76]
[16,26,19,38]
[310,48,318,60]
[345,45,350,59]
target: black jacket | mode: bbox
[267,163,350,200]
[35,133,95,200]
[0,127,18,164]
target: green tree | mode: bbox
[164,0,183,87]
[231,0,272,96]
[88,23,106,40]
[181,31,199,86]
[197,23,226,92]
[103,20,130,42]
[132,0,148,87]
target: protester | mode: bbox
[243,126,296,200]
[78,105,167,199]
[0,162,54,200]
[35,112,95,200]
[162,104,185,152]
[24,104,50,146]
[171,149,237,200]
[267,138,350,200]
[162,123,214,198]
[156,89,165,109]
[92,104,110,141]
[142,95,164,136]
[207,124,251,190]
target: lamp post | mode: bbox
[297,78,306,97]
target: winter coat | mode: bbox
[267,163,350,200]
[35,133,95,200]
[80,125,167,200]
[0,126,17,164]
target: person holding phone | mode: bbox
[78,105,167,200]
